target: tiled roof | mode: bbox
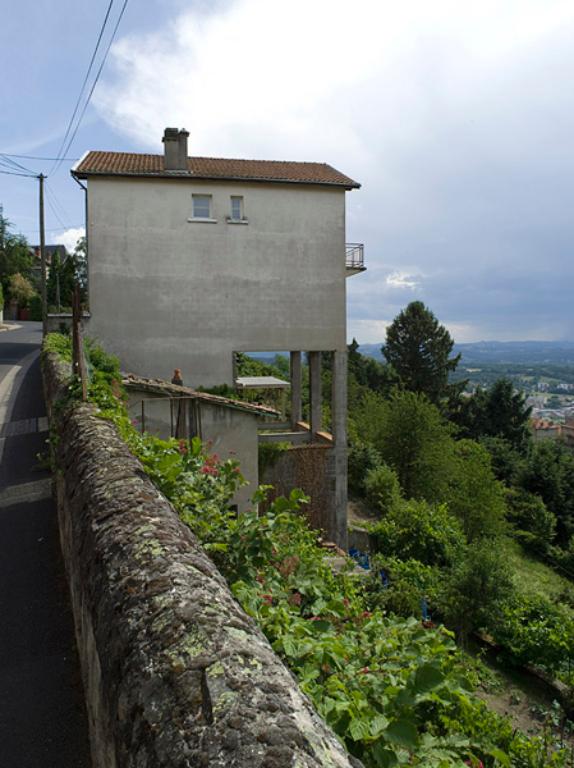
[122,373,280,418]
[72,151,360,189]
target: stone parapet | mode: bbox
[42,349,356,768]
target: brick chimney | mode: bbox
[162,127,189,171]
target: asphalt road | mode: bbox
[0,322,91,767]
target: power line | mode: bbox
[49,0,116,176]
[0,153,79,161]
[53,0,130,174]
[0,154,34,175]
[45,186,68,231]
[0,168,36,178]
[51,0,130,176]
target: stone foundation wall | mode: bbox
[42,350,356,768]
[261,444,335,538]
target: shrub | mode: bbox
[363,463,402,515]
[367,556,441,618]
[505,488,556,552]
[347,441,382,496]
[29,294,43,321]
[436,540,515,645]
[9,273,36,306]
[491,593,574,681]
[0,283,3,311]
[369,499,466,567]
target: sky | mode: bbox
[1,0,573,344]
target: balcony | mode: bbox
[346,243,366,276]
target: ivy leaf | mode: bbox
[349,719,372,741]
[384,719,418,750]
[489,748,511,767]
[371,742,399,768]
[370,714,390,737]
[413,664,445,694]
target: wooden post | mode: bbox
[72,283,88,401]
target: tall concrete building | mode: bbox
[72,128,364,545]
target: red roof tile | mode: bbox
[72,151,360,189]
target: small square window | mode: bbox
[192,194,212,218]
[230,196,244,220]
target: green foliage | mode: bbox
[518,440,574,547]
[348,338,398,402]
[364,463,402,515]
[454,379,532,451]
[29,294,43,321]
[46,335,572,767]
[348,441,383,496]
[354,390,456,501]
[0,282,3,311]
[47,252,77,308]
[478,436,524,485]
[383,301,461,404]
[0,212,33,295]
[367,556,442,618]
[369,499,466,567]
[444,440,507,543]
[9,272,36,306]
[506,488,557,552]
[436,541,515,646]
[491,593,574,683]
[43,332,73,361]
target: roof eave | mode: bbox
[71,168,360,189]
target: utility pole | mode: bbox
[38,174,47,335]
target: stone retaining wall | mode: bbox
[261,444,335,538]
[42,350,357,768]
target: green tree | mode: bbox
[383,301,461,404]
[354,389,456,500]
[47,252,77,308]
[455,379,532,451]
[518,440,574,546]
[0,210,33,295]
[444,439,507,542]
[9,273,36,307]
[437,540,515,645]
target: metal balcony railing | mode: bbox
[345,243,365,271]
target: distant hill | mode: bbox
[359,341,574,366]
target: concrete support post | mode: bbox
[331,349,348,550]
[290,351,302,428]
[308,351,322,437]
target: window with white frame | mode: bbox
[230,196,244,221]
[192,194,212,219]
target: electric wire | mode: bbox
[0,154,35,175]
[49,0,116,176]
[0,168,36,178]
[45,185,68,231]
[51,0,129,176]
[46,182,72,223]
[0,153,79,162]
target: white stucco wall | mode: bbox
[86,177,348,386]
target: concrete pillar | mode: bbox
[331,349,348,550]
[290,351,302,428]
[308,351,322,436]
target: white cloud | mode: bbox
[348,319,390,345]
[53,227,85,254]
[385,271,421,290]
[95,0,574,164]
[92,0,574,342]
